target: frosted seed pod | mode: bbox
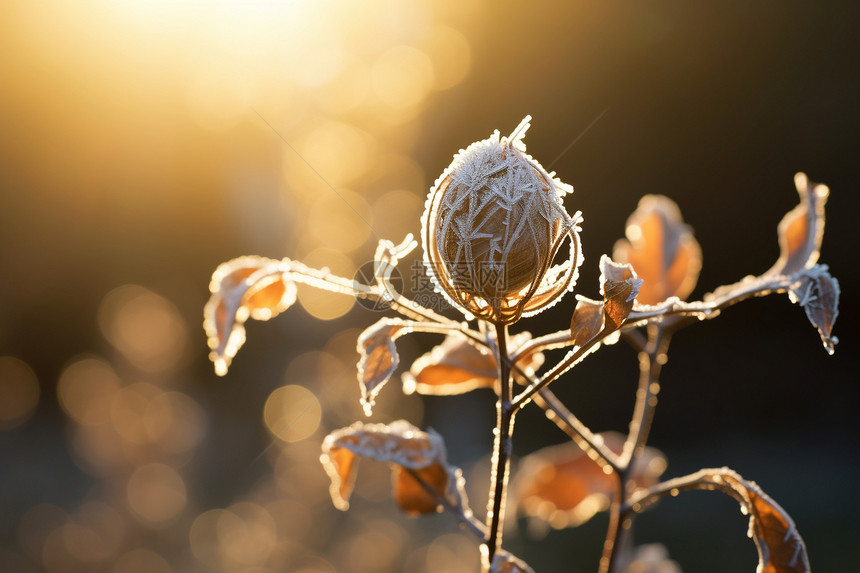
[422,116,583,324]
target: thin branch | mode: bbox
[531,388,622,474]
[602,325,671,573]
[485,322,514,569]
[509,328,573,363]
[512,273,797,365]
[620,468,749,519]
[511,329,606,410]
[620,327,671,468]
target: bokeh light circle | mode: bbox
[126,463,187,525]
[57,357,121,427]
[263,385,322,443]
[98,285,188,373]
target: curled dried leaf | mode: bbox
[570,297,605,347]
[203,256,296,376]
[356,319,409,416]
[569,257,642,346]
[789,266,840,354]
[516,432,666,529]
[744,485,809,573]
[600,256,643,331]
[634,469,810,573]
[319,420,465,516]
[402,332,544,396]
[613,195,702,305]
[767,173,829,277]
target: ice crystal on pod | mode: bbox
[422,116,583,325]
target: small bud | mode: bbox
[421,117,582,324]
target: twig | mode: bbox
[601,325,672,573]
[484,322,515,569]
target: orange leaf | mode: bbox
[746,487,809,573]
[356,319,411,415]
[613,196,702,305]
[600,256,643,331]
[515,432,666,529]
[644,469,810,573]
[203,256,296,376]
[392,463,448,516]
[320,420,463,516]
[768,173,829,277]
[402,332,544,396]
[570,298,605,347]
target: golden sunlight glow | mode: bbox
[5,0,484,570]
[295,248,356,320]
[299,122,376,188]
[308,189,374,252]
[372,46,436,109]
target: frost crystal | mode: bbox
[422,116,583,324]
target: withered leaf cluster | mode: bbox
[204,116,838,573]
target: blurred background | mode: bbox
[1,1,858,572]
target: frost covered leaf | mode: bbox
[790,266,840,354]
[600,256,643,331]
[745,486,810,573]
[613,195,702,305]
[319,420,465,516]
[490,552,536,573]
[402,332,544,396]
[630,468,810,573]
[570,298,605,347]
[356,319,410,415]
[569,257,642,345]
[515,432,665,529]
[767,173,829,277]
[204,256,296,376]
[392,463,449,516]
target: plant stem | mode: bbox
[484,322,514,570]
[531,388,622,474]
[622,325,670,467]
[600,325,671,573]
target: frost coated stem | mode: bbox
[601,325,671,573]
[484,322,515,571]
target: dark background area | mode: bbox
[1,1,857,572]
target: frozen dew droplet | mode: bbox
[361,398,375,417]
